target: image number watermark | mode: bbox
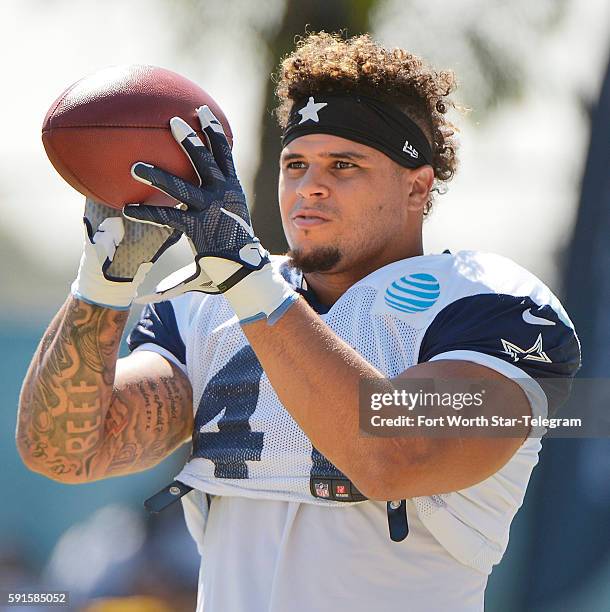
[2,591,69,607]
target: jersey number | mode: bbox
[192,344,345,482]
[191,346,264,478]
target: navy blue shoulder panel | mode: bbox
[418,294,581,412]
[127,301,187,366]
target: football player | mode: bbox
[18,33,580,611]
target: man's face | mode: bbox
[278,134,425,275]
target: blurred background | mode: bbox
[1,0,609,610]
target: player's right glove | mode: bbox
[71,198,182,309]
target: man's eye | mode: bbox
[286,161,306,169]
[335,161,355,169]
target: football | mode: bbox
[42,65,232,209]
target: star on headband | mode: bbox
[298,97,328,124]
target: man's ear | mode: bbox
[405,165,435,212]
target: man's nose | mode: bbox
[295,167,330,200]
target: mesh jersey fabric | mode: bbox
[128,250,580,575]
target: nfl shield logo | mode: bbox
[314,482,330,498]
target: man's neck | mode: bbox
[303,244,424,306]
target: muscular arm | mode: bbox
[16,295,193,484]
[242,298,530,500]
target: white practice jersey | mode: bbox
[128,251,580,612]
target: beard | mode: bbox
[287,245,342,273]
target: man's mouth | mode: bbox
[291,210,331,229]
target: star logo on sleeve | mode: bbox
[501,333,552,363]
[298,97,328,124]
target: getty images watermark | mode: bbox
[359,378,607,438]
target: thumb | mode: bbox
[123,204,189,234]
[93,217,125,262]
[81,216,124,266]
[135,261,220,304]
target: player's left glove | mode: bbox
[72,198,182,309]
[124,106,298,324]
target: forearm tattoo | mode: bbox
[17,297,192,481]
[98,375,191,478]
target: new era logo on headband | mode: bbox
[402,140,419,159]
[298,97,328,124]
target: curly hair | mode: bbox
[274,32,460,215]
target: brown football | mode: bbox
[42,65,232,209]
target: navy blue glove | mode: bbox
[124,106,297,323]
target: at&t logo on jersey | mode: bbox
[384,273,440,313]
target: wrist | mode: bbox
[71,250,152,310]
[206,258,298,323]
